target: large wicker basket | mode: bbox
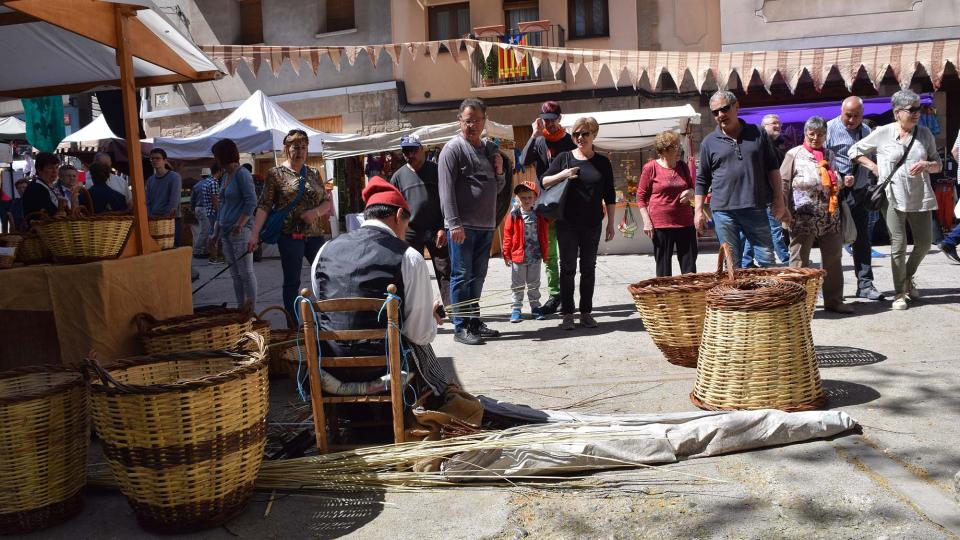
[135,306,253,355]
[15,232,50,265]
[37,214,133,263]
[148,217,176,250]
[83,336,269,533]
[736,267,826,319]
[0,366,89,534]
[691,278,826,412]
[0,234,23,268]
[627,243,735,368]
[256,305,299,377]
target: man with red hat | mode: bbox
[520,100,576,316]
[311,177,451,395]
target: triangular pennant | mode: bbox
[406,41,423,61]
[448,40,460,64]
[288,48,301,76]
[326,48,342,71]
[385,44,401,66]
[251,53,262,77]
[427,41,441,63]
[365,45,382,68]
[306,49,320,77]
[548,52,564,80]
[512,44,525,66]
[529,49,543,74]
[223,57,238,77]
[343,46,359,66]
[478,40,494,61]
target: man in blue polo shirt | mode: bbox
[695,90,790,266]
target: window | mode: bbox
[238,0,263,45]
[428,2,470,41]
[326,0,355,33]
[568,0,608,39]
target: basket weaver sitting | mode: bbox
[82,334,269,533]
[135,304,254,355]
[627,243,735,368]
[691,278,826,412]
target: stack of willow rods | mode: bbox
[89,422,723,493]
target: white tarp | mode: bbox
[319,120,516,160]
[153,90,339,158]
[0,117,26,140]
[60,115,119,145]
[0,1,219,96]
[559,105,701,152]
[442,398,857,479]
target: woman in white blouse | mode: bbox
[849,90,941,311]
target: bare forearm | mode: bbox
[542,173,565,188]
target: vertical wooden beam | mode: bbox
[385,284,405,444]
[114,6,156,255]
[298,288,329,453]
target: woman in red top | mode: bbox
[636,131,697,277]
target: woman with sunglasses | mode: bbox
[542,117,617,330]
[248,130,333,320]
[849,89,941,310]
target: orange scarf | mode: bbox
[804,142,839,215]
[542,126,567,143]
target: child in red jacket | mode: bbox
[503,182,549,322]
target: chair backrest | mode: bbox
[298,285,400,344]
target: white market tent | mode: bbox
[320,120,515,160]
[153,90,337,158]
[559,105,701,151]
[61,114,119,145]
[0,116,26,140]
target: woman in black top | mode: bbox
[20,152,62,219]
[542,117,617,330]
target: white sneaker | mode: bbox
[560,314,576,330]
[892,294,909,310]
[906,278,921,300]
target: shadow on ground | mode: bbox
[822,379,882,408]
[815,345,886,368]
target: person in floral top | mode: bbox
[248,129,333,320]
[781,116,856,314]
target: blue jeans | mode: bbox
[740,207,788,266]
[447,228,493,331]
[942,222,960,248]
[713,208,776,268]
[221,227,257,307]
[278,234,325,320]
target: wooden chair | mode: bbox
[297,285,405,453]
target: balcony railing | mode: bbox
[470,24,565,88]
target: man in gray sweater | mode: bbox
[438,98,506,345]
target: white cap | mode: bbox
[200,168,212,176]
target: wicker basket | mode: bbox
[627,243,735,368]
[255,305,299,377]
[83,335,269,533]
[691,278,826,412]
[135,306,253,355]
[148,218,176,250]
[37,214,133,263]
[0,366,89,534]
[736,267,826,319]
[0,234,23,269]
[15,232,50,265]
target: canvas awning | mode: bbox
[153,90,339,158]
[61,115,119,145]
[558,105,701,151]
[319,120,515,160]
[0,116,26,140]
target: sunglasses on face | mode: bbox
[711,104,733,116]
[899,105,922,114]
[572,131,593,139]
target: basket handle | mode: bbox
[715,242,735,281]
[231,331,267,361]
[256,305,296,329]
[132,312,158,333]
[81,355,136,393]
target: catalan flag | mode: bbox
[498,33,528,79]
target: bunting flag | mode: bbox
[199,38,960,94]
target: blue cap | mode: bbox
[400,134,422,149]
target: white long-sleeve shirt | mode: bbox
[311,219,437,345]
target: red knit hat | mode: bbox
[362,176,409,212]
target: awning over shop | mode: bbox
[559,105,701,152]
[153,90,340,158]
[0,116,26,140]
[319,120,515,160]
[60,114,119,145]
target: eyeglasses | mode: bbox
[572,131,593,139]
[459,118,485,126]
[711,104,733,116]
[898,105,922,114]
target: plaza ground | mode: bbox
[50,242,960,539]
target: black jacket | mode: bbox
[21,179,58,218]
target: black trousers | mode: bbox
[556,221,601,315]
[652,226,698,277]
[405,227,451,307]
[844,187,877,291]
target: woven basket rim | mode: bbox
[136,311,253,337]
[628,273,722,295]
[706,278,806,310]
[0,365,83,404]
[735,267,827,281]
[39,214,135,224]
[84,348,265,395]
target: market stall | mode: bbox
[0,0,221,367]
[559,106,701,255]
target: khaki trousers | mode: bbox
[789,230,844,307]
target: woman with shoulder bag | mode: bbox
[248,129,333,320]
[849,90,941,311]
[210,138,258,307]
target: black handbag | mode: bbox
[533,178,571,221]
[866,126,916,212]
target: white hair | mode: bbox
[761,114,780,125]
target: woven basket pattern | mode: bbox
[137,310,254,355]
[84,339,268,533]
[0,234,23,269]
[255,306,298,376]
[736,267,826,319]
[0,367,89,534]
[37,214,133,263]
[692,279,826,412]
[148,218,176,250]
[15,233,50,265]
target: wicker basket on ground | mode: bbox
[135,305,253,355]
[736,267,826,319]
[82,335,269,533]
[0,234,23,268]
[691,278,826,411]
[255,305,299,377]
[36,213,133,263]
[0,366,89,534]
[148,218,176,250]
[627,243,735,368]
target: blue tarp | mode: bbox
[738,94,933,125]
